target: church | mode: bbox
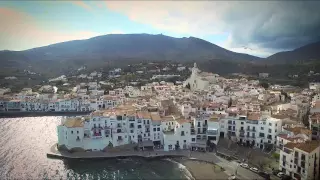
[183,63,219,91]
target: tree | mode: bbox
[175,142,180,150]
[55,80,64,86]
[108,141,113,148]
[228,97,232,108]
[246,149,252,163]
[186,83,191,89]
[259,81,269,89]
[257,159,268,170]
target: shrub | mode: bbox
[272,152,280,159]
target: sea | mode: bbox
[0,117,193,180]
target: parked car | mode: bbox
[239,163,249,168]
[272,169,281,175]
[277,172,285,178]
[228,175,238,180]
[281,175,292,180]
[258,171,270,180]
[250,167,259,173]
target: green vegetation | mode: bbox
[272,152,280,159]
[259,81,269,89]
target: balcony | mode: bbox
[239,129,245,133]
[239,133,245,137]
[246,135,256,138]
[92,127,103,131]
[129,125,135,128]
[92,132,102,138]
[246,128,256,132]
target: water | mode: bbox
[0,117,191,179]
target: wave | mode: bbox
[164,158,195,180]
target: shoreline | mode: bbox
[173,158,229,180]
[0,111,92,118]
[47,144,229,180]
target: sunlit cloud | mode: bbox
[0,7,110,50]
[70,1,93,11]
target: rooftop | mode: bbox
[63,117,84,128]
[283,127,312,136]
[284,141,320,153]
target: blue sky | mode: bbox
[0,1,228,53]
[1,1,319,57]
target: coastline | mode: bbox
[47,144,229,180]
[172,158,228,180]
[0,111,92,118]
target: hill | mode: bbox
[0,34,260,77]
[265,41,320,64]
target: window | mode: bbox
[169,145,172,150]
[181,131,185,136]
[241,122,244,125]
[153,128,156,131]
[261,127,264,130]
[184,140,186,143]
[157,127,160,131]
[138,125,142,129]
[192,138,195,142]
[71,131,73,134]
[269,123,272,126]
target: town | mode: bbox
[1,63,320,180]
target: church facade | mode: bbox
[183,63,218,91]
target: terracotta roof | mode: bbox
[137,111,151,119]
[161,115,175,122]
[284,141,320,153]
[150,112,162,121]
[175,118,190,125]
[278,134,305,141]
[309,113,320,124]
[63,117,84,128]
[247,113,261,121]
[283,127,312,136]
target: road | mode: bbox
[188,151,264,179]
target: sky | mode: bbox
[1,1,320,58]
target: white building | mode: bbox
[219,112,282,150]
[279,141,320,180]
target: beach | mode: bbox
[174,158,229,180]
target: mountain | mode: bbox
[0,34,260,77]
[265,41,320,64]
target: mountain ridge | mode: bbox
[1,33,320,78]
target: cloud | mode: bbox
[70,1,92,11]
[106,1,320,56]
[0,7,102,50]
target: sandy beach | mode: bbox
[174,158,229,180]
